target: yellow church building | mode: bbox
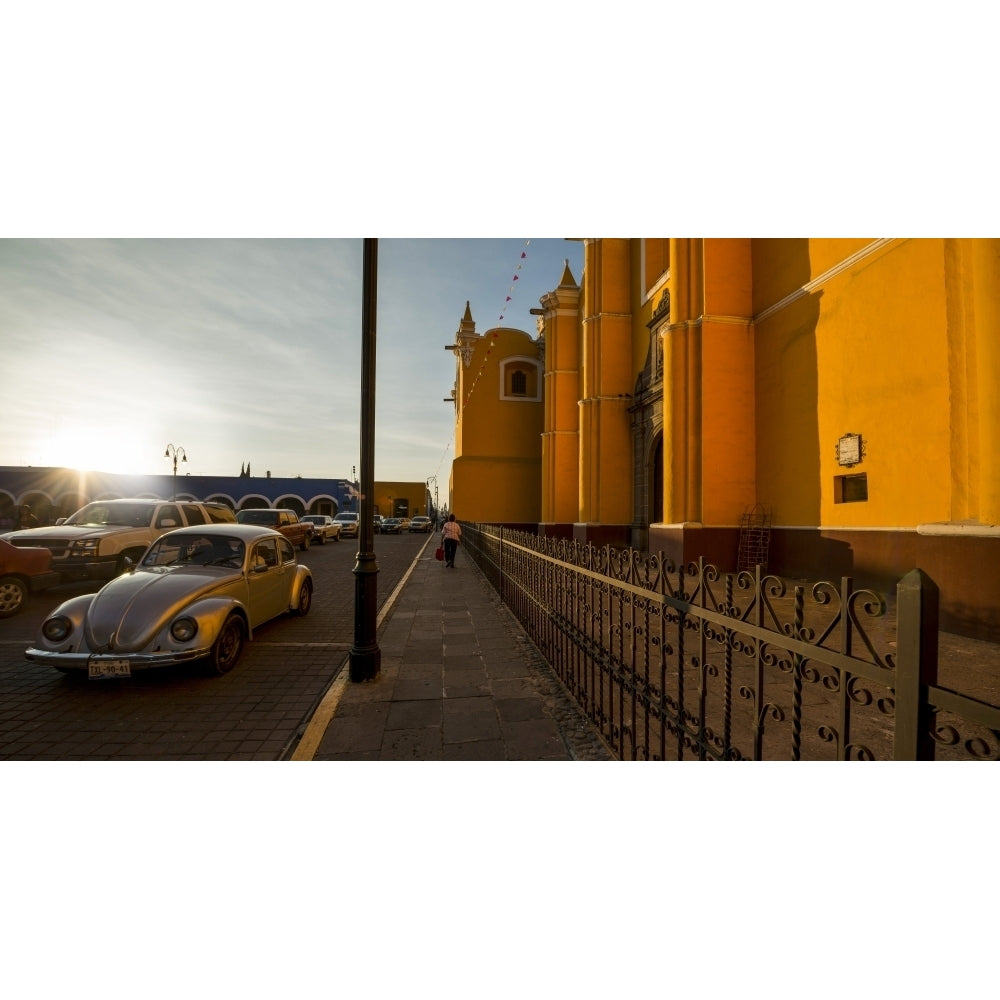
[446,239,1000,640]
[445,302,545,527]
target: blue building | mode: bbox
[0,466,357,530]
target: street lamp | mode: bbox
[164,444,187,501]
[427,475,438,521]
[350,238,380,682]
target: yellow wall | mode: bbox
[373,481,427,519]
[449,322,543,523]
[451,455,541,523]
[754,239,956,528]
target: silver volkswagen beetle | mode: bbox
[25,524,313,678]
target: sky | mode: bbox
[0,238,584,484]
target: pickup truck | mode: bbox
[0,498,237,583]
[235,508,311,551]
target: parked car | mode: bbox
[235,508,311,550]
[408,516,433,533]
[301,514,342,543]
[25,524,313,678]
[333,511,360,538]
[0,538,61,618]
[382,517,403,534]
[1,498,236,583]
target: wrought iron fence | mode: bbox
[461,523,1000,761]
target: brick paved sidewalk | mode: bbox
[302,543,613,761]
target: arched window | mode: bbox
[500,357,540,401]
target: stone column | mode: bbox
[971,239,1000,524]
[540,259,581,525]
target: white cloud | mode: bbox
[0,238,583,482]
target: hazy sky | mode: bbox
[0,238,584,483]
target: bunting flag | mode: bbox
[434,240,535,481]
[461,240,531,410]
[431,430,455,482]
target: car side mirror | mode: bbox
[55,517,66,525]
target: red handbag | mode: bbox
[435,545,445,561]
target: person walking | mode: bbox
[441,514,461,568]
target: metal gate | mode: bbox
[462,524,1000,760]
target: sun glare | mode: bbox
[40,424,150,474]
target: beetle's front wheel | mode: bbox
[293,579,313,616]
[209,613,245,675]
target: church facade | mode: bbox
[448,239,1000,640]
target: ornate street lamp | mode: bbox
[164,444,187,501]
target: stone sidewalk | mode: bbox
[299,540,613,761]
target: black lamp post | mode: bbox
[350,239,380,682]
[164,444,187,501]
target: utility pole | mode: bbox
[350,239,380,682]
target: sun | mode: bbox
[40,424,150,474]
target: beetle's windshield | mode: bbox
[142,534,245,568]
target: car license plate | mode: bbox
[88,658,132,680]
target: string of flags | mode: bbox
[461,239,531,410]
[431,429,455,482]
[432,240,534,482]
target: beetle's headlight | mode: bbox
[42,616,73,642]
[170,617,198,642]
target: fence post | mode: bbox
[893,568,939,760]
[498,525,505,604]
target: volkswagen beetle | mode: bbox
[25,524,313,678]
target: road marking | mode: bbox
[289,655,351,760]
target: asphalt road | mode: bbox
[0,529,435,760]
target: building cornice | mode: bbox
[753,238,900,325]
